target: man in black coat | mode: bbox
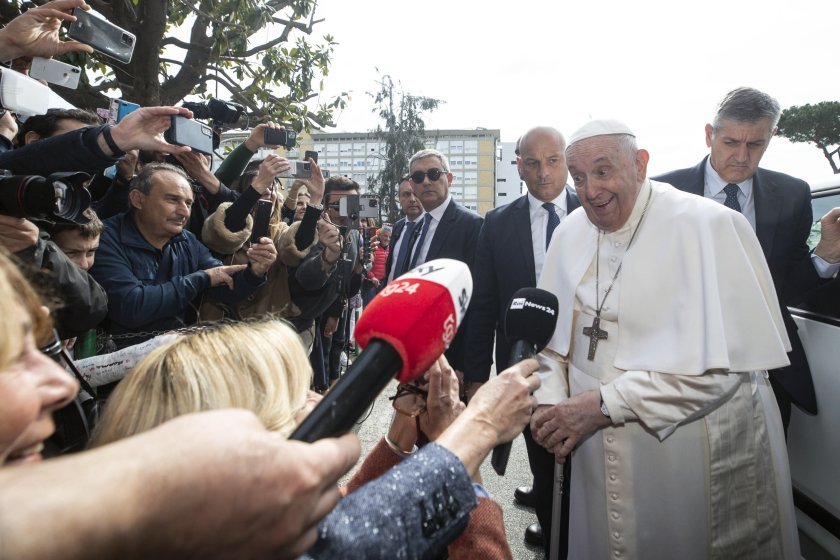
[654,87,840,432]
[462,127,579,557]
[402,148,483,373]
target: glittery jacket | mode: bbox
[305,441,511,560]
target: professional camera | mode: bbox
[0,171,92,224]
[181,98,244,125]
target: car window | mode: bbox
[792,190,840,321]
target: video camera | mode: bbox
[181,99,244,126]
[0,171,92,224]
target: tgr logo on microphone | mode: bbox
[510,298,556,316]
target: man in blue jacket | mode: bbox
[91,162,276,348]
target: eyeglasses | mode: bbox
[388,382,428,418]
[409,168,448,184]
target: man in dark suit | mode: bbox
[404,148,483,373]
[654,87,840,432]
[462,127,579,557]
[385,177,425,284]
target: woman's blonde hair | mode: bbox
[0,248,53,372]
[91,319,311,446]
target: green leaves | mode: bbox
[778,102,840,174]
[54,0,343,132]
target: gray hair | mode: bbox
[408,148,450,172]
[129,162,190,195]
[713,87,781,129]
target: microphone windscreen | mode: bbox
[355,259,472,383]
[504,287,559,352]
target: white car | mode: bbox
[788,174,840,558]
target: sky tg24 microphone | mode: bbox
[290,259,473,443]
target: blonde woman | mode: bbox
[0,250,78,466]
[92,319,311,445]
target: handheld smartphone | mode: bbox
[106,98,140,125]
[164,115,213,155]
[29,57,81,89]
[66,7,136,64]
[276,160,312,180]
[263,128,297,149]
[250,199,272,244]
[0,68,51,116]
[304,150,318,164]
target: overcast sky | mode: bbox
[284,0,840,184]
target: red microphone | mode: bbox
[290,259,473,443]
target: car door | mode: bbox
[787,179,840,558]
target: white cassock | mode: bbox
[537,179,799,559]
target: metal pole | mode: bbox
[549,461,564,560]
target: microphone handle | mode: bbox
[290,339,402,443]
[490,340,536,476]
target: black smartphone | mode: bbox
[164,116,213,155]
[66,8,136,64]
[250,199,272,244]
[304,150,318,164]
[263,128,297,149]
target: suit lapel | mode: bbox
[513,196,537,285]
[754,170,781,256]
[426,201,457,260]
[685,158,707,196]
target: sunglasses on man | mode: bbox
[409,168,448,184]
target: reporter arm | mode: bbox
[222,187,261,233]
[309,443,477,560]
[0,410,360,560]
[295,205,322,251]
[0,125,119,175]
[214,142,255,186]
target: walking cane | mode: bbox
[549,460,564,560]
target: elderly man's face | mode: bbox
[517,130,568,203]
[410,156,452,212]
[398,180,423,220]
[705,117,774,185]
[567,136,648,233]
[131,171,194,242]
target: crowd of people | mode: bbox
[1,0,837,558]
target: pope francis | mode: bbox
[531,119,799,559]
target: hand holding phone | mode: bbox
[164,115,213,155]
[66,7,135,63]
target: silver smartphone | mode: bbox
[29,57,81,89]
[66,8,135,64]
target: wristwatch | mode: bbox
[308,203,324,211]
[599,393,611,419]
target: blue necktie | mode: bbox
[723,183,742,213]
[543,202,560,249]
[409,213,434,270]
[392,220,418,279]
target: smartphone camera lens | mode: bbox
[121,34,134,45]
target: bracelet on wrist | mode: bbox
[101,125,126,157]
[384,435,417,458]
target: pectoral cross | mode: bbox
[582,315,608,360]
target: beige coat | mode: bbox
[199,202,317,321]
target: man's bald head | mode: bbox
[516,127,569,203]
